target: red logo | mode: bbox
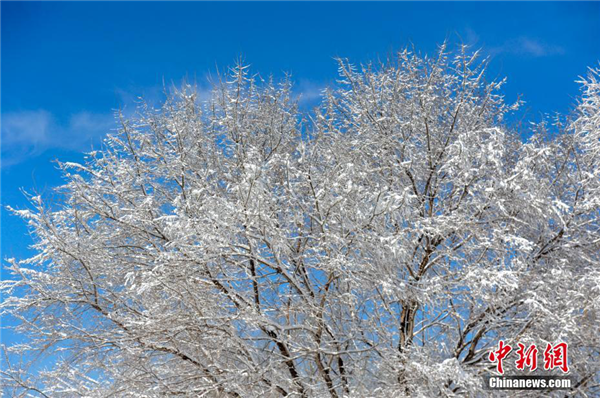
[515,343,538,371]
[489,340,512,374]
[489,341,568,374]
[543,342,569,373]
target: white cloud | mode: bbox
[489,37,565,58]
[455,27,480,47]
[1,80,326,167]
[295,79,326,107]
[1,110,115,167]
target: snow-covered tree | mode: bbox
[2,47,599,397]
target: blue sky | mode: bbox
[2,1,599,264]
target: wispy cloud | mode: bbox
[457,27,480,47]
[1,110,115,167]
[2,79,326,167]
[488,37,565,58]
[295,79,326,107]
